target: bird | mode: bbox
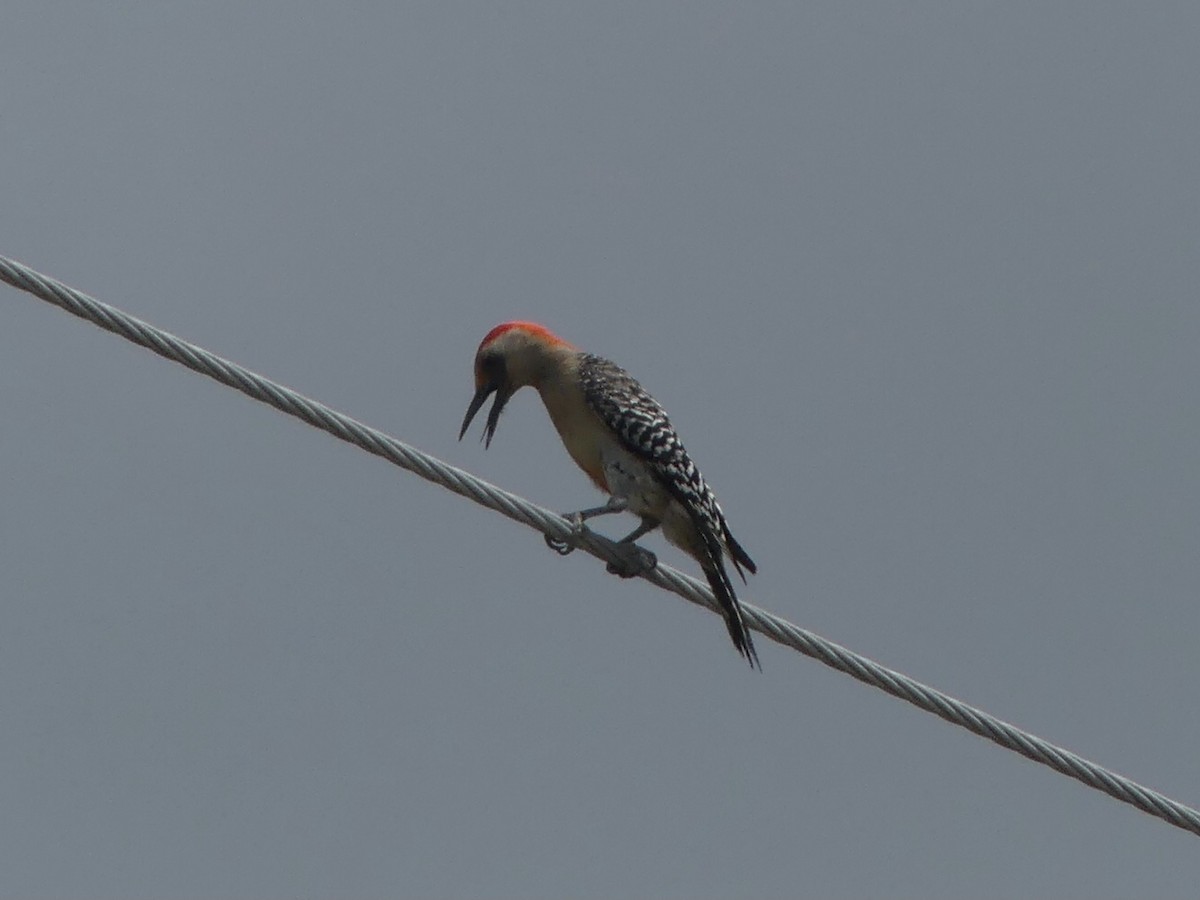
[458,321,760,667]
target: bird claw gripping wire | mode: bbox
[604,544,657,579]
[544,512,586,556]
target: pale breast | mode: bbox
[536,376,612,492]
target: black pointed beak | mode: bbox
[459,381,511,448]
[459,383,492,441]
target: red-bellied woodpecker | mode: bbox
[458,321,760,668]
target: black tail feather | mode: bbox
[724,528,757,582]
[700,549,760,670]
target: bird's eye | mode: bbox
[480,352,507,384]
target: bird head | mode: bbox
[458,321,573,448]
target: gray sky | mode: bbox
[3,3,1199,897]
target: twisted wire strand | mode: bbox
[3,254,1197,838]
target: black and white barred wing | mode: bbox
[577,354,756,578]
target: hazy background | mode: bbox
[2,3,1198,897]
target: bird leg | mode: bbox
[544,496,629,555]
[544,499,658,578]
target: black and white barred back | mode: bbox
[578,353,760,666]
[577,354,756,571]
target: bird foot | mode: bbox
[544,512,586,556]
[605,544,658,579]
